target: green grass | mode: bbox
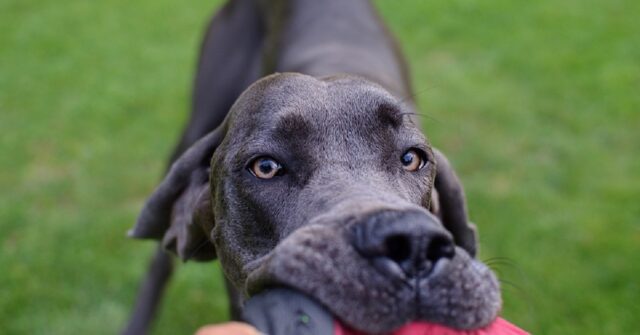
[1,0,638,334]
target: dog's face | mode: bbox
[131,73,501,334]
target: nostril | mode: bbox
[426,235,455,263]
[384,234,412,263]
[350,211,457,280]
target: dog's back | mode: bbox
[268,0,411,97]
[175,0,413,159]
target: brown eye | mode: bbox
[249,157,283,179]
[401,149,426,171]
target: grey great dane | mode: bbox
[123,0,501,334]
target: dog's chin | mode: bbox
[243,224,502,334]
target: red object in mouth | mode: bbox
[335,317,529,335]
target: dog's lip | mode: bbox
[244,256,276,297]
[245,272,278,297]
[244,247,500,333]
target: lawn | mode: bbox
[1,0,638,334]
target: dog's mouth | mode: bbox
[243,223,502,334]
[242,288,522,335]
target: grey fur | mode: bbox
[123,0,499,334]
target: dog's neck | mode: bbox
[259,0,414,104]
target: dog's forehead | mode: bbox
[227,73,409,135]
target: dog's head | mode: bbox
[130,73,501,333]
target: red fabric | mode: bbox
[335,317,529,335]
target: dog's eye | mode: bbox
[401,149,426,171]
[249,157,284,179]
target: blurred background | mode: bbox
[1,0,638,334]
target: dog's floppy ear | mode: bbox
[127,127,224,262]
[430,149,478,258]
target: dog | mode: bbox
[122,0,501,334]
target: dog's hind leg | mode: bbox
[122,247,174,335]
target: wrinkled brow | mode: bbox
[273,113,313,142]
[376,102,403,128]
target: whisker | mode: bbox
[486,263,507,277]
[485,259,519,269]
[498,276,537,322]
[395,85,447,126]
[498,278,525,293]
[483,256,537,323]
[398,85,437,105]
[483,256,518,264]
[398,112,443,124]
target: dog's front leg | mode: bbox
[121,247,174,335]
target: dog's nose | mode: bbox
[351,210,455,279]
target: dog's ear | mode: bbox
[430,149,478,258]
[127,127,224,262]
